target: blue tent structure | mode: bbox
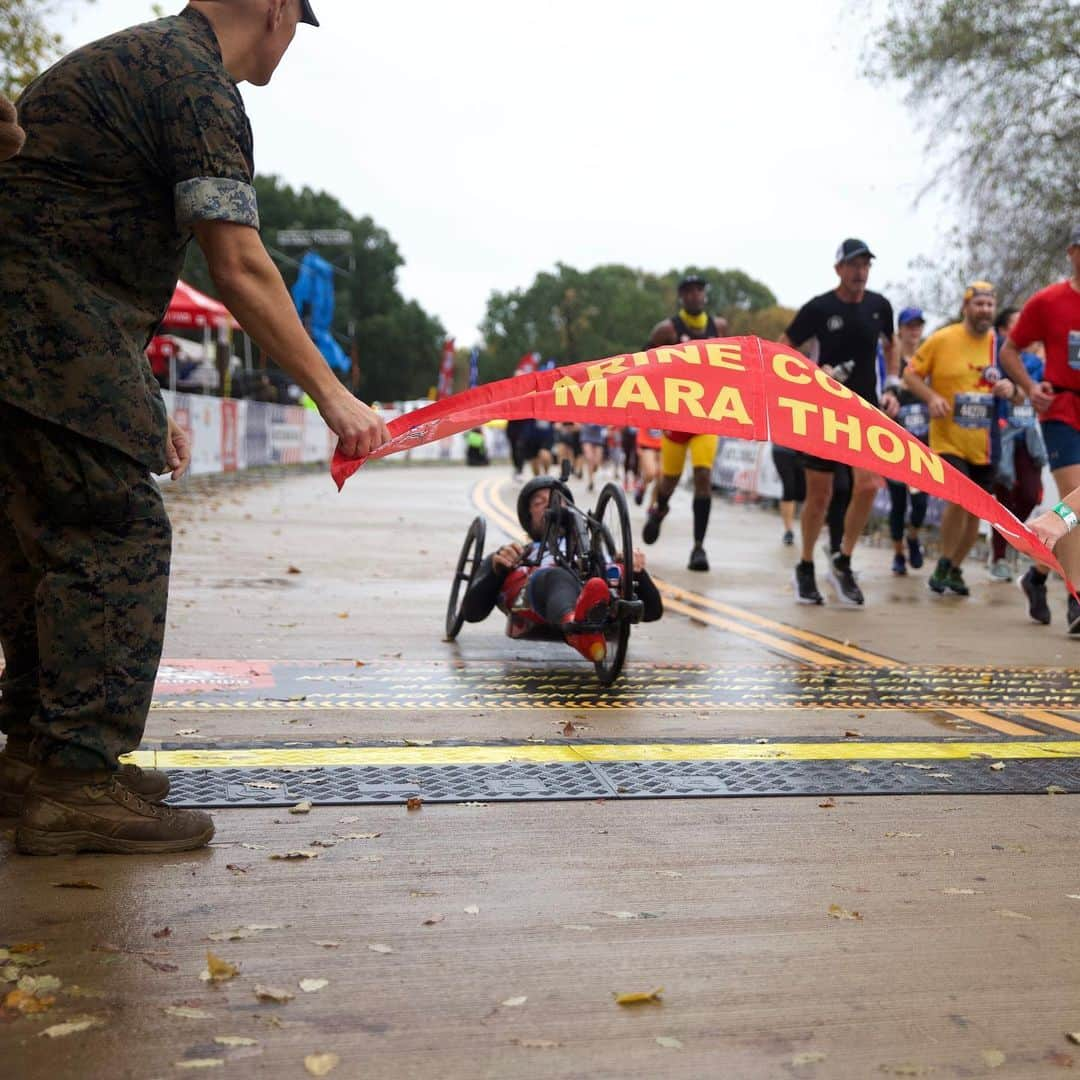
[290,251,350,373]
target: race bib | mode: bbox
[1010,401,1037,428]
[1069,330,1080,371]
[953,392,993,430]
[898,403,929,438]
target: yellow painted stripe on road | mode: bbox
[943,707,1042,738]
[122,740,1080,770]
[1013,709,1080,736]
[656,581,900,668]
[662,595,846,667]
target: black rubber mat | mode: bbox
[163,758,1080,807]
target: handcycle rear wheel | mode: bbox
[445,515,486,640]
[591,482,634,686]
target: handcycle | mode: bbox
[445,465,643,686]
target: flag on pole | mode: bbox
[437,337,456,399]
[514,350,540,378]
[468,346,480,389]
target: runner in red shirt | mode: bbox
[1001,225,1080,630]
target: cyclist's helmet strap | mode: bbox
[516,477,575,536]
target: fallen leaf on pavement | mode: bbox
[208,924,284,942]
[269,851,319,860]
[304,1054,340,1076]
[164,1006,214,1020]
[403,738,433,747]
[287,566,302,574]
[982,1049,1006,1068]
[885,832,923,838]
[335,833,380,841]
[406,797,423,811]
[1046,1051,1074,1067]
[37,1016,104,1038]
[1067,896,1080,901]
[614,987,663,1005]
[337,816,361,824]
[895,763,935,771]
[51,880,101,890]
[1068,1033,1080,1045]
[657,1036,684,1049]
[213,1036,257,1047]
[464,905,480,916]
[848,765,871,774]
[513,1038,561,1048]
[562,721,576,736]
[819,798,836,809]
[3,988,56,1014]
[655,870,683,878]
[367,944,393,954]
[290,800,313,815]
[174,1060,224,1070]
[141,957,179,973]
[314,941,341,949]
[18,974,61,994]
[943,888,979,896]
[878,1065,934,1076]
[1047,785,1068,795]
[254,984,294,1003]
[994,909,1032,920]
[152,928,172,939]
[10,943,44,954]
[501,996,527,1007]
[990,762,1006,771]
[843,730,862,738]
[601,911,658,920]
[422,915,445,926]
[300,979,328,993]
[827,904,862,921]
[792,1051,827,1065]
[562,925,594,931]
[202,952,238,983]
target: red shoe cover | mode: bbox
[573,577,610,624]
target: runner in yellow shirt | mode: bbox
[903,282,1017,596]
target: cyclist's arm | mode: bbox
[634,568,664,622]
[462,557,505,623]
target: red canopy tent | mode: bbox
[161,280,239,330]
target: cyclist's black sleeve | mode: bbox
[634,569,663,622]
[462,556,506,623]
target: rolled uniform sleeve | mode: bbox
[155,74,258,231]
[908,339,934,380]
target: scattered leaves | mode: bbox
[819,798,836,809]
[304,1054,340,1077]
[202,952,239,983]
[3,988,56,1014]
[1047,785,1068,795]
[614,987,663,1006]
[38,1015,104,1038]
[254,984,294,1003]
[290,800,313,815]
[300,978,328,993]
[827,904,862,921]
[406,797,423,811]
[214,1036,257,1047]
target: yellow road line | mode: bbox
[656,581,899,667]
[123,740,1080,770]
[1013,709,1080,736]
[662,596,846,667]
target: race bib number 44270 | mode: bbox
[953,392,993,430]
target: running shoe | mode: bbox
[892,553,907,576]
[1068,595,1080,636]
[1019,566,1051,625]
[688,544,709,572]
[782,529,794,546]
[988,559,1013,583]
[906,535,924,569]
[945,566,970,596]
[827,553,864,607]
[633,482,645,506]
[794,561,823,605]
[642,504,668,545]
[928,558,950,594]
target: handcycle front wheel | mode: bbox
[591,482,634,686]
[445,515,486,640]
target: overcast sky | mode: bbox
[48,0,947,343]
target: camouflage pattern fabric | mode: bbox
[0,402,171,770]
[0,7,257,472]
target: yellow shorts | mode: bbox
[660,433,719,476]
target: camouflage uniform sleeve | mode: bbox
[155,73,259,230]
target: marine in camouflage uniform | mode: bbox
[0,7,265,779]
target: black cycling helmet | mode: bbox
[516,476,574,538]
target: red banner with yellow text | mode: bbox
[332,337,1068,581]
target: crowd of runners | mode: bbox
[504,230,1080,631]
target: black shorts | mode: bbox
[556,430,582,456]
[523,427,554,459]
[799,452,845,474]
[940,454,994,492]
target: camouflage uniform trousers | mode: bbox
[0,401,171,770]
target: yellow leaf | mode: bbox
[792,1051,827,1065]
[290,800,313,815]
[213,1036,257,1047]
[982,1049,1006,1068]
[501,996,527,1007]
[827,904,862,920]
[174,1060,224,1070]
[37,1016,104,1038]
[513,1038,561,1048]
[3,988,55,1014]
[204,952,238,983]
[305,1053,340,1076]
[614,987,663,1005]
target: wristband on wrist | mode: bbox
[1051,502,1079,531]
[883,374,902,392]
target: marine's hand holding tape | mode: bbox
[320,387,390,460]
[164,415,191,480]
[0,94,25,161]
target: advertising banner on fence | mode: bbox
[331,336,1068,580]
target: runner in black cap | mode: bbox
[780,239,899,607]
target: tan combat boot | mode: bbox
[15,768,213,855]
[0,747,170,816]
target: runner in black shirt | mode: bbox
[780,238,899,606]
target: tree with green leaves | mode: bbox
[480,263,776,378]
[0,1,104,99]
[183,175,444,401]
[869,0,1079,305]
